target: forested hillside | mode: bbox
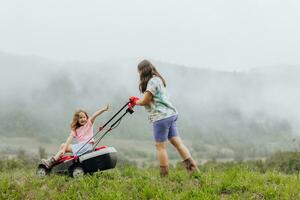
[1,52,299,159]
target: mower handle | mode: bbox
[74,101,132,156]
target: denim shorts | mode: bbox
[153,115,179,142]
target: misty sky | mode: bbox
[1,0,300,71]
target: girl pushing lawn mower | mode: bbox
[129,60,199,177]
[41,104,109,168]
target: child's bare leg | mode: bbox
[53,143,72,161]
[41,143,73,168]
[169,136,199,173]
[155,142,169,176]
[155,142,168,166]
[168,136,191,160]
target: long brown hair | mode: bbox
[137,60,166,93]
[70,109,89,131]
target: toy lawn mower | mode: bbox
[36,101,134,177]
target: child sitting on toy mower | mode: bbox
[41,104,109,168]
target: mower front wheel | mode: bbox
[36,166,49,177]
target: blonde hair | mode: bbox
[70,109,89,131]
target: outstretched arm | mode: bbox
[90,104,109,124]
[136,92,153,106]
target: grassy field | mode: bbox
[1,164,300,200]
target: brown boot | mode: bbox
[183,157,199,174]
[160,165,169,177]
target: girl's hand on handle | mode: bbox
[129,96,140,106]
[130,93,152,106]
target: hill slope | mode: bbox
[1,52,299,159]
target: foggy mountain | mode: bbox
[1,51,299,158]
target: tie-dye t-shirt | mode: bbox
[145,76,177,122]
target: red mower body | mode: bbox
[37,146,117,177]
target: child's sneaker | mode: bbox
[41,157,56,168]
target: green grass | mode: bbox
[1,165,300,200]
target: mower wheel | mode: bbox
[70,166,85,178]
[36,166,49,177]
